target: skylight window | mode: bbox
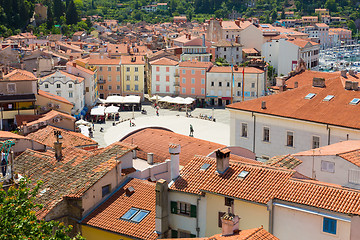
[323,95,334,101]
[200,163,211,171]
[120,208,150,223]
[238,170,249,179]
[305,93,316,99]
[350,98,360,105]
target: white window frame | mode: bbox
[286,131,294,147]
[241,123,248,138]
[321,160,335,173]
[263,127,270,142]
[312,136,320,149]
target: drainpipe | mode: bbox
[268,199,274,234]
[252,112,256,155]
[196,196,201,237]
[326,124,331,145]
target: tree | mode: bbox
[347,20,357,35]
[66,0,79,25]
[47,4,54,30]
[271,10,278,21]
[280,8,285,19]
[54,0,65,22]
[325,0,337,12]
[0,178,84,239]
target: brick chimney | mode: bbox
[73,62,76,68]
[216,148,230,174]
[341,70,347,78]
[155,179,169,238]
[54,141,62,161]
[221,212,240,236]
[312,77,325,88]
[169,144,180,180]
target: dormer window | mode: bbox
[305,93,316,99]
[350,98,360,105]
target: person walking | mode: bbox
[156,109,159,116]
[189,124,194,137]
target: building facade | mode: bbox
[150,57,179,96]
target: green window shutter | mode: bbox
[190,234,196,238]
[171,230,178,238]
[190,204,197,218]
[171,201,178,214]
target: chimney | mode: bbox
[341,70,347,78]
[352,81,359,91]
[155,179,169,238]
[188,34,191,40]
[54,141,62,161]
[235,36,239,43]
[312,77,325,88]
[125,186,135,196]
[235,19,240,27]
[294,81,298,88]
[132,149,137,159]
[261,101,266,109]
[202,34,206,47]
[221,212,240,236]
[349,69,357,77]
[345,80,352,90]
[80,43,83,49]
[215,148,230,174]
[73,62,76,68]
[169,144,180,180]
[147,152,154,165]
[70,55,74,61]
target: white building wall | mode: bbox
[151,64,177,95]
[239,25,264,50]
[229,109,360,159]
[273,203,351,240]
[168,191,206,237]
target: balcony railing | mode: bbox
[98,79,106,84]
[174,81,180,87]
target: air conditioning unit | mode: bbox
[41,106,47,111]
[55,104,60,109]
[39,122,46,126]
[48,103,54,108]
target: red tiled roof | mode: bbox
[38,90,73,105]
[179,61,213,69]
[14,142,136,219]
[121,128,256,166]
[25,110,75,127]
[26,125,97,149]
[209,66,264,74]
[339,150,360,167]
[227,77,360,129]
[3,69,37,81]
[0,130,27,139]
[150,57,179,66]
[120,55,145,65]
[285,70,339,89]
[88,58,121,65]
[266,155,302,169]
[171,155,294,201]
[82,178,158,240]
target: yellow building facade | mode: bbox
[82,225,134,240]
[121,56,145,99]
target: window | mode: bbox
[263,127,270,142]
[211,81,214,86]
[126,67,130,72]
[156,85,160,92]
[166,76,170,82]
[182,69,186,74]
[166,86,170,92]
[156,75,160,82]
[321,161,335,173]
[126,75,130,81]
[99,67,103,71]
[99,85,103,90]
[201,78,205,84]
[56,84,61,89]
[251,91,255,97]
[191,78,195,84]
[120,207,150,223]
[117,85,120,90]
[135,84,139,91]
[68,92,73,98]
[312,136,320,149]
[219,82,222,87]
[251,82,255,88]
[350,98,360,105]
[135,67,139,72]
[108,85,112,90]
[224,47,227,51]
[117,75,120,82]
[305,93,316,99]
[126,85,130,91]
[156,66,160,72]
[200,163,211,171]
[166,67,169,72]
[116,67,120,72]
[191,70,195,75]
[102,184,111,197]
[108,67,111,71]
[135,76,138,81]
[227,82,230,87]
[238,82,241,87]
[323,217,337,235]
[7,83,16,92]
[201,88,205,94]
[241,123,248,137]
[45,84,48,89]
[182,88,186,93]
[108,76,111,82]
[287,131,294,147]
[201,70,205,75]
[191,88,195,94]
[56,91,61,96]
[225,197,234,206]
[86,87,89,92]
[170,201,197,217]
[182,78,186,84]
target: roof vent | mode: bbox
[345,81,353,90]
[312,77,325,88]
[261,101,266,109]
[352,81,359,91]
[294,81,298,88]
[341,70,347,78]
[238,170,249,179]
[200,163,211,171]
[126,186,135,196]
[349,69,357,77]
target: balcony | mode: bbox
[174,72,180,77]
[174,90,180,96]
[98,79,106,84]
[174,81,180,87]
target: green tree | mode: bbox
[46,4,54,30]
[271,10,278,21]
[325,0,337,12]
[0,178,84,239]
[66,0,79,25]
[280,8,285,19]
[54,0,65,22]
[347,20,357,35]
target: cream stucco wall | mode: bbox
[82,225,133,240]
[205,193,269,237]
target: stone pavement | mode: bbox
[91,105,230,147]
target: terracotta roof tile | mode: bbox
[0,130,28,139]
[227,77,360,129]
[266,155,302,169]
[24,110,75,127]
[82,178,158,240]
[14,142,136,219]
[209,66,264,74]
[179,61,213,69]
[150,57,179,66]
[285,70,339,89]
[26,125,98,149]
[3,69,37,81]
[88,58,121,65]
[38,90,73,105]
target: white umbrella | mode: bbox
[90,106,106,116]
[123,95,141,104]
[105,105,119,114]
[106,95,124,104]
[150,95,162,100]
[76,119,90,125]
[185,97,195,102]
[159,96,173,102]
